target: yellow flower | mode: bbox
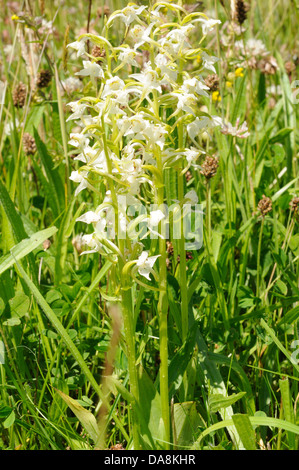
[196,54,202,65]
[11,14,19,21]
[235,67,244,78]
[212,91,221,102]
[226,81,233,88]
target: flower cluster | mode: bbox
[67,2,222,281]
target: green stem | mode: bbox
[256,217,265,298]
[121,284,140,449]
[156,146,170,449]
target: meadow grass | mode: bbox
[0,0,299,450]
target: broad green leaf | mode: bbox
[56,389,99,443]
[208,392,246,414]
[9,292,30,318]
[137,365,165,447]
[173,402,204,448]
[232,414,256,450]
[279,378,295,449]
[0,227,57,276]
[3,411,15,429]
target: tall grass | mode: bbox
[0,0,298,450]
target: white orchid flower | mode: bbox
[69,170,89,196]
[68,133,90,151]
[130,24,153,50]
[130,64,162,97]
[67,39,86,58]
[145,210,165,238]
[107,5,147,27]
[75,61,104,82]
[187,116,222,140]
[171,91,197,116]
[155,53,178,83]
[200,52,219,74]
[195,18,221,36]
[136,251,160,281]
[76,211,102,224]
[181,77,210,97]
[117,47,139,67]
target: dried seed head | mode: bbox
[36,69,52,88]
[290,197,299,213]
[91,45,106,59]
[110,444,124,450]
[166,241,174,256]
[97,5,111,17]
[258,56,278,75]
[285,61,296,76]
[204,74,220,92]
[185,170,192,182]
[23,133,37,155]
[258,195,272,217]
[12,82,27,108]
[200,155,219,179]
[43,239,51,250]
[236,0,248,25]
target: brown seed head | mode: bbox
[258,195,272,217]
[36,69,52,88]
[236,0,247,24]
[91,45,106,59]
[166,241,174,256]
[110,444,124,450]
[185,170,192,182]
[200,156,219,179]
[285,61,296,76]
[12,82,27,108]
[23,133,37,155]
[205,74,220,92]
[290,197,299,213]
[258,56,278,75]
[97,5,111,17]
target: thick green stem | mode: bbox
[156,147,170,449]
[121,284,140,449]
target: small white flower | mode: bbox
[187,115,222,140]
[108,4,147,27]
[171,91,197,115]
[155,53,178,83]
[67,39,86,58]
[117,46,139,66]
[130,24,153,49]
[69,170,89,195]
[76,211,102,224]
[185,190,198,205]
[181,77,209,97]
[75,61,104,81]
[221,118,250,139]
[145,210,165,238]
[200,52,219,74]
[80,233,102,255]
[136,251,160,280]
[196,18,221,36]
[61,77,83,95]
[68,133,89,150]
[102,76,126,99]
[130,63,162,96]
[66,101,88,122]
